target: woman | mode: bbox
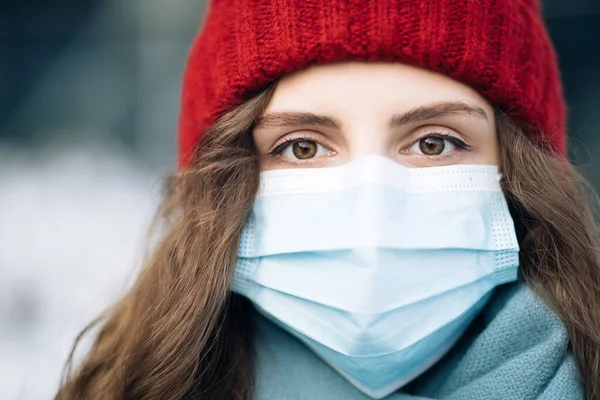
[56,0,600,399]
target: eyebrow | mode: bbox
[254,112,342,130]
[254,101,489,131]
[391,101,489,126]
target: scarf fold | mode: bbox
[252,283,584,399]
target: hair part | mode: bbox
[56,90,600,399]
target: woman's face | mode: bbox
[253,62,498,170]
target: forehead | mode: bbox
[265,62,494,118]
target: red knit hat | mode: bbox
[178,0,566,167]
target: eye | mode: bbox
[291,141,318,159]
[408,134,468,156]
[272,139,331,161]
[415,137,454,155]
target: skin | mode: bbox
[253,62,498,170]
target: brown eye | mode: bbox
[418,137,447,155]
[292,141,318,159]
[270,137,333,163]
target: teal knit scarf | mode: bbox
[252,283,584,399]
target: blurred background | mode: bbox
[1,1,599,398]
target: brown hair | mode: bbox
[55,86,600,399]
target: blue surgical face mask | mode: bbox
[231,156,519,399]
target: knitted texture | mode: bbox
[179,0,566,167]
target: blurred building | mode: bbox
[1,0,207,172]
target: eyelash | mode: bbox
[413,132,471,153]
[268,131,471,158]
[269,134,328,156]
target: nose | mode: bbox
[345,124,393,161]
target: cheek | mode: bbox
[258,154,280,171]
[484,146,499,165]
[472,132,499,165]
